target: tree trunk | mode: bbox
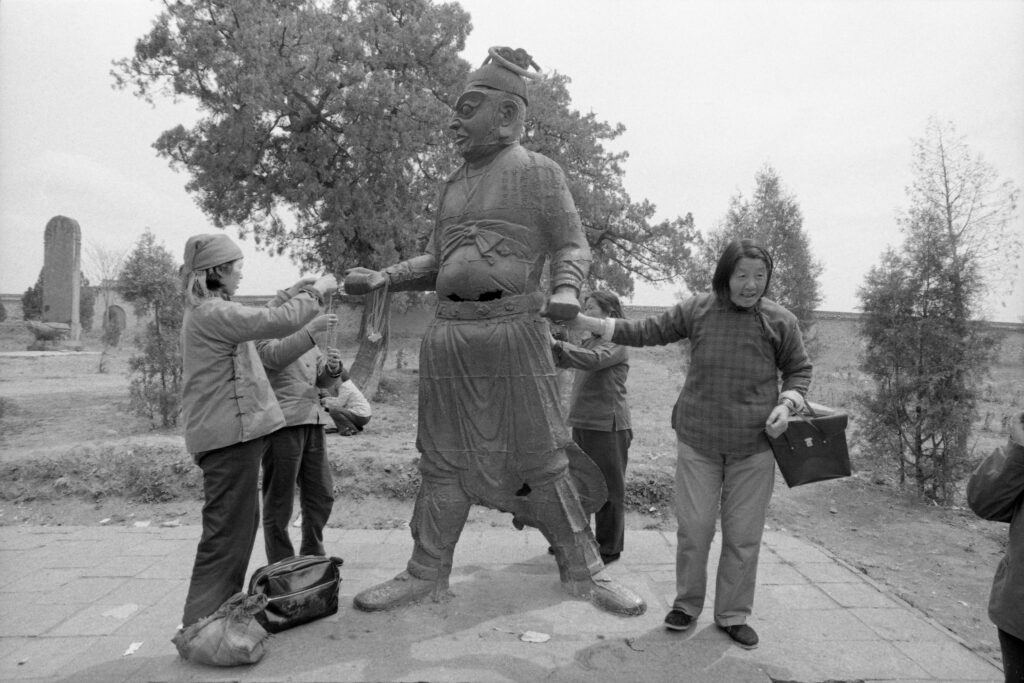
[348,289,391,399]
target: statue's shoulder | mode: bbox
[509,145,565,176]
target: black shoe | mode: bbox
[664,609,694,631]
[718,623,758,649]
[600,552,620,565]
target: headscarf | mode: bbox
[182,233,243,273]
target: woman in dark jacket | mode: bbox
[968,410,1024,683]
[552,291,631,564]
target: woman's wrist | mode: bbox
[298,286,324,306]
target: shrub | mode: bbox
[120,231,183,427]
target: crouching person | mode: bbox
[321,370,372,436]
[176,233,336,658]
[257,283,344,563]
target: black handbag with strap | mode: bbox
[247,555,344,633]
[768,402,851,487]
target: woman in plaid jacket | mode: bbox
[567,239,811,650]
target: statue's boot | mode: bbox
[353,571,446,611]
[564,572,647,616]
[523,474,647,617]
[354,476,468,612]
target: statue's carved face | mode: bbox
[449,89,502,161]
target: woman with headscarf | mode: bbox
[176,232,337,632]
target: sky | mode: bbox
[1,0,1022,321]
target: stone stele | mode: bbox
[42,215,82,341]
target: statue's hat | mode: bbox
[466,47,543,105]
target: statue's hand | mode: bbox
[343,267,387,295]
[540,289,580,322]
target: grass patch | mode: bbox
[0,442,201,504]
[624,465,675,510]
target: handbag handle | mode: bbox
[783,400,825,435]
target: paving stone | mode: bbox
[850,606,951,641]
[818,579,903,608]
[757,582,838,610]
[0,600,82,637]
[35,576,127,604]
[893,640,1004,680]
[46,602,144,637]
[0,635,101,679]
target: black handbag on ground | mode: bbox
[247,555,344,633]
[768,402,851,488]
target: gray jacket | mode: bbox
[256,289,340,427]
[180,292,319,454]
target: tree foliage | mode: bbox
[857,119,1017,504]
[113,0,469,276]
[680,165,823,327]
[524,73,697,295]
[120,230,183,428]
[79,277,96,332]
[112,0,696,298]
[20,274,43,321]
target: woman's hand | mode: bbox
[566,313,604,335]
[765,404,791,439]
[324,347,343,374]
[313,274,339,297]
[306,314,338,336]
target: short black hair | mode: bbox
[711,239,774,304]
[587,290,624,319]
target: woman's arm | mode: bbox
[256,314,336,371]
[566,301,692,348]
[552,338,628,371]
[203,275,337,344]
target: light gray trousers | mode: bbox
[672,441,775,626]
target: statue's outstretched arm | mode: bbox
[344,254,438,295]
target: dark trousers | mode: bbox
[262,425,335,563]
[572,428,631,558]
[181,438,266,627]
[328,409,370,435]
[999,628,1024,682]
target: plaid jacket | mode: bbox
[611,293,811,455]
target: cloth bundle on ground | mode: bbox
[171,592,270,666]
[248,555,344,633]
[768,401,851,487]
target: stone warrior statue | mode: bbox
[344,47,646,616]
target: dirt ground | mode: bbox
[0,337,1013,661]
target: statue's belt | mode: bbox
[435,292,544,320]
